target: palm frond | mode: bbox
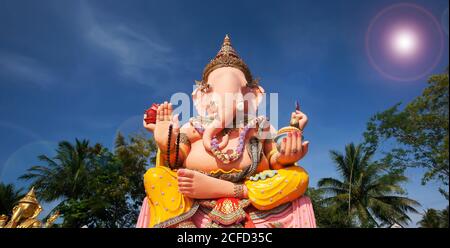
[318,142,420,227]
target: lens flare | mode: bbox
[391,29,418,57]
[366,3,444,82]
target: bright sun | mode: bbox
[391,29,418,57]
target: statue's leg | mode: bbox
[143,166,195,227]
[248,196,317,228]
[245,166,309,210]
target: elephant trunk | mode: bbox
[203,92,243,152]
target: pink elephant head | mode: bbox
[192,35,265,151]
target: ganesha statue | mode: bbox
[136,35,316,228]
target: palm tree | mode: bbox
[19,139,94,202]
[318,143,420,227]
[0,183,24,215]
[440,206,449,228]
[18,135,155,227]
[417,207,449,228]
[417,209,442,228]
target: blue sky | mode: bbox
[0,0,448,227]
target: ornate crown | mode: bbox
[198,35,257,90]
[18,187,39,205]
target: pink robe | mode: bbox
[136,196,316,228]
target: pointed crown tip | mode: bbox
[18,187,39,205]
[201,34,256,87]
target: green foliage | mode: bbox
[19,132,157,227]
[442,206,449,228]
[317,143,420,227]
[0,183,24,217]
[306,188,356,227]
[417,206,449,228]
[364,69,449,198]
[19,139,93,202]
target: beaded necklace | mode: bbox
[191,116,267,164]
[165,124,173,167]
[165,124,181,169]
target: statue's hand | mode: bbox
[143,114,155,132]
[291,109,308,131]
[152,102,180,152]
[274,131,309,165]
[177,169,238,199]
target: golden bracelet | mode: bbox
[267,148,279,162]
[179,146,187,160]
[233,184,244,198]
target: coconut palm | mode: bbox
[417,207,449,228]
[18,135,156,227]
[0,183,24,215]
[318,143,420,227]
[417,209,442,228]
[19,139,94,202]
[441,207,449,228]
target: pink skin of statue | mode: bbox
[143,67,309,199]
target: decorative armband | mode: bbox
[179,133,190,146]
[233,184,245,198]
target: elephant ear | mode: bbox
[244,85,265,115]
[192,86,212,117]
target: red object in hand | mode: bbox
[144,103,159,124]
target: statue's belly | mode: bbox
[184,137,254,173]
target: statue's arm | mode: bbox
[263,123,309,169]
[161,123,202,168]
[264,139,285,170]
[242,124,309,210]
[261,124,286,169]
